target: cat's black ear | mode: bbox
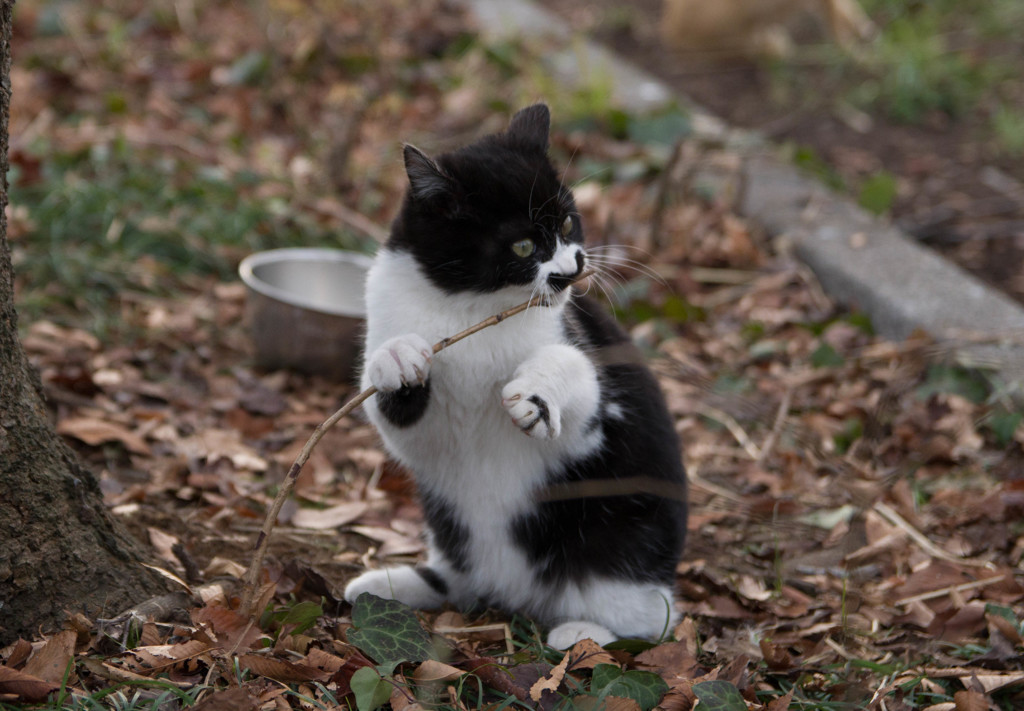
[507,104,550,153]
[404,144,453,202]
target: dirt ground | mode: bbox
[3,0,1023,707]
[543,0,1024,305]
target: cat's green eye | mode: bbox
[560,215,574,237]
[511,238,536,258]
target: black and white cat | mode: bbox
[344,104,688,648]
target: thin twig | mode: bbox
[895,574,1007,607]
[758,386,793,465]
[308,198,389,243]
[643,138,692,252]
[694,402,762,460]
[872,501,991,569]
[238,269,596,617]
[536,475,688,503]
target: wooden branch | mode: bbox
[238,269,596,617]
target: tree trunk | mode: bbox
[0,0,171,644]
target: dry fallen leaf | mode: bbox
[958,672,1024,695]
[0,666,60,702]
[56,416,151,455]
[566,638,618,671]
[767,687,795,710]
[391,673,428,710]
[349,525,425,557]
[291,501,368,530]
[4,639,33,668]
[530,650,571,702]
[235,654,327,683]
[21,629,76,684]
[190,686,260,711]
[412,660,465,684]
[191,606,264,653]
[953,688,990,711]
[125,639,211,675]
[178,429,267,471]
[304,648,345,675]
[148,527,181,569]
[636,641,701,682]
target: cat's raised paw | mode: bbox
[501,384,561,440]
[366,334,432,392]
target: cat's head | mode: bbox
[389,104,585,299]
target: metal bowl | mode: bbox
[238,248,373,381]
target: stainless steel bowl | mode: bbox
[238,248,373,381]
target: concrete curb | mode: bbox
[466,0,1024,391]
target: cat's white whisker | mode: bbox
[585,250,669,287]
[569,166,612,190]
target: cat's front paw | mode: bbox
[366,334,433,392]
[501,380,561,440]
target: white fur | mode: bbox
[501,344,598,440]
[352,247,674,645]
[547,621,616,649]
[365,334,432,391]
[537,243,584,284]
[605,402,625,421]
[344,567,446,609]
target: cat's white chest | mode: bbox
[360,248,606,610]
[361,249,565,488]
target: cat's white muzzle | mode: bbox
[539,243,585,295]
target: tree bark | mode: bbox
[0,0,171,644]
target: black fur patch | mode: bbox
[523,395,550,433]
[420,488,471,573]
[415,566,449,595]
[376,381,431,428]
[510,296,688,587]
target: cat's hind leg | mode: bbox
[343,565,447,609]
[547,621,616,649]
[545,580,678,649]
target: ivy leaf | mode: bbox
[810,342,844,369]
[591,663,622,690]
[985,603,1022,632]
[277,600,323,636]
[916,364,989,404]
[603,638,657,655]
[350,666,392,711]
[692,680,747,711]
[590,664,668,711]
[347,593,435,663]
